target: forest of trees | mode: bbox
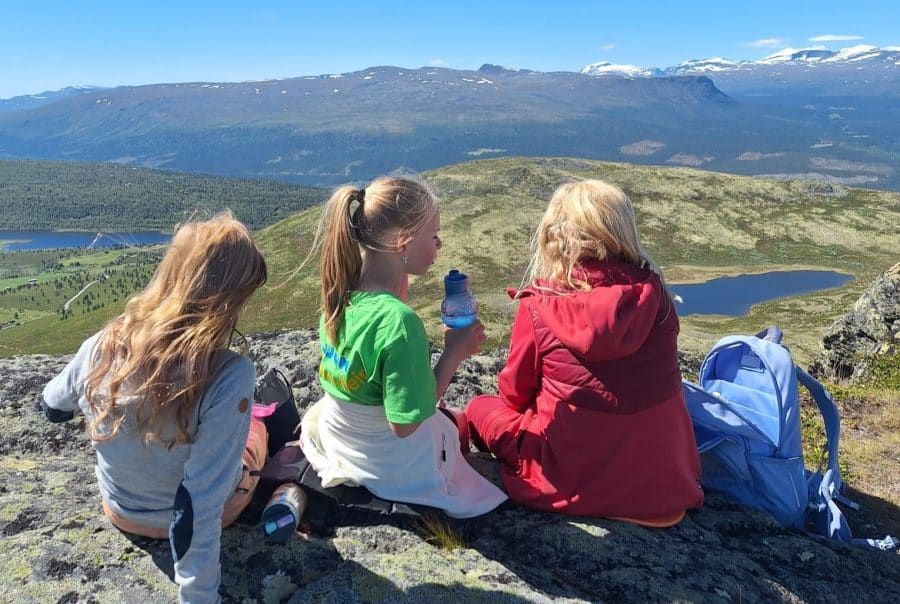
[0,159,328,230]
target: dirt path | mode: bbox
[63,279,100,311]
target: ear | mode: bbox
[395,233,412,255]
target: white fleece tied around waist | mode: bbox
[300,393,506,518]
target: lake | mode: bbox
[0,230,171,252]
[671,270,853,317]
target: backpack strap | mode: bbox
[755,325,784,344]
[796,366,898,551]
[795,367,842,484]
[795,366,851,542]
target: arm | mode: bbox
[389,420,421,438]
[42,334,100,422]
[170,356,255,604]
[386,334,434,437]
[498,303,540,412]
[435,320,485,400]
[390,321,485,438]
[433,343,468,403]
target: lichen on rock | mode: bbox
[1,330,898,603]
[812,262,900,382]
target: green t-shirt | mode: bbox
[318,291,437,424]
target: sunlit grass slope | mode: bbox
[1,156,897,361]
[244,156,900,365]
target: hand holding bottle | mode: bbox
[443,319,486,361]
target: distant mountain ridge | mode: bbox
[1,58,897,190]
[0,85,105,112]
[582,44,900,77]
[0,66,755,186]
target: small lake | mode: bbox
[0,230,171,252]
[671,270,853,317]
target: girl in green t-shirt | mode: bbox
[299,176,506,518]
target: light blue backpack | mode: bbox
[683,327,896,550]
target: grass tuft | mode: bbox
[412,512,471,550]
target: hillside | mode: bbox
[2,157,898,362]
[0,159,326,230]
[244,156,900,365]
[0,65,864,188]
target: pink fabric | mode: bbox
[251,402,278,419]
[222,417,268,526]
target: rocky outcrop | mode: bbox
[813,263,900,381]
[1,331,898,603]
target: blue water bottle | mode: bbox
[442,269,478,329]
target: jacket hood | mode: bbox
[510,260,671,361]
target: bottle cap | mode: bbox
[444,269,469,296]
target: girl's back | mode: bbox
[300,176,506,518]
[466,179,702,525]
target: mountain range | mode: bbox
[582,45,900,108]
[0,85,105,113]
[582,44,900,78]
[0,51,897,189]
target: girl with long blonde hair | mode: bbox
[466,179,703,525]
[43,211,267,603]
[300,175,506,518]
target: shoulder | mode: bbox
[202,353,256,405]
[68,331,105,375]
[215,352,256,384]
[80,331,104,359]
[192,353,257,426]
[357,294,425,339]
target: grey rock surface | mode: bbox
[1,330,898,603]
[813,263,900,381]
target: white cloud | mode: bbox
[809,34,864,42]
[429,59,445,66]
[597,43,616,52]
[743,38,785,49]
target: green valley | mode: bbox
[243,157,900,366]
[3,156,897,366]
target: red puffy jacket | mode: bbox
[497,259,703,520]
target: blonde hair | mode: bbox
[317,176,438,344]
[84,211,267,446]
[527,179,669,293]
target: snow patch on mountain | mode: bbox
[581,62,661,77]
[666,58,738,75]
[582,44,900,78]
[824,45,882,62]
[758,47,832,64]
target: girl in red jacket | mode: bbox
[466,179,703,526]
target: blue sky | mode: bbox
[2,0,897,98]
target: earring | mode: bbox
[400,253,408,264]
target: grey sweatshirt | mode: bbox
[42,333,256,604]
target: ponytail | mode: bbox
[313,176,437,344]
[319,186,364,344]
